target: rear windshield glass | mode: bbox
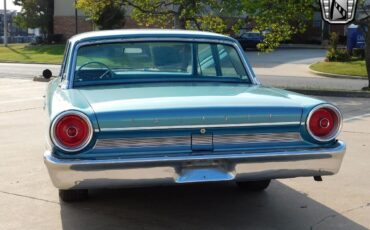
[73,41,249,86]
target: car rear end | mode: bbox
[44,92,345,190]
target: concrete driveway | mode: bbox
[0,78,370,229]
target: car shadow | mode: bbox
[59,180,367,230]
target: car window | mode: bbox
[242,33,260,39]
[197,44,247,78]
[73,41,249,86]
[197,44,217,76]
[60,42,71,79]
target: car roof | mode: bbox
[69,29,235,44]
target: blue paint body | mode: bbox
[46,30,337,160]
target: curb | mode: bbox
[279,45,326,50]
[0,60,60,65]
[286,88,370,98]
[308,63,366,80]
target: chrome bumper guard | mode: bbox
[44,141,346,189]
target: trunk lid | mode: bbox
[78,83,312,131]
[69,83,324,158]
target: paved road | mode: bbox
[246,49,369,90]
[0,49,368,90]
[0,78,370,229]
[0,63,60,79]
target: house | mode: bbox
[53,0,93,38]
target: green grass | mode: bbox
[310,60,367,77]
[0,44,65,64]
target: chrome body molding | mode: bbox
[99,121,301,132]
[94,132,301,150]
[44,141,346,189]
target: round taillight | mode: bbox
[307,104,342,142]
[51,111,93,152]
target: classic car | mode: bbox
[234,32,264,50]
[44,29,346,202]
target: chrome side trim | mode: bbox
[99,121,301,132]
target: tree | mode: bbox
[76,0,125,30]
[242,0,316,51]
[13,0,54,38]
[354,0,370,89]
[76,0,317,49]
[124,0,317,47]
[123,0,244,34]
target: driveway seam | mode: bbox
[310,202,370,230]
[0,190,59,205]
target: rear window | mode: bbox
[73,41,250,86]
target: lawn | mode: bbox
[0,44,65,64]
[310,60,367,78]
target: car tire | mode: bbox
[236,179,271,191]
[59,189,88,202]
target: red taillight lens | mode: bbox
[51,112,92,151]
[307,105,342,142]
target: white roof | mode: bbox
[69,29,230,43]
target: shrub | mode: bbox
[326,33,350,62]
[352,48,365,59]
[327,48,350,62]
[329,32,338,50]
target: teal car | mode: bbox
[44,30,345,202]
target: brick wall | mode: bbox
[54,16,93,39]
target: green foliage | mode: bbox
[327,48,350,62]
[125,0,243,34]
[329,32,338,51]
[13,0,54,36]
[326,33,350,62]
[242,0,316,52]
[352,48,365,59]
[76,0,125,30]
[76,0,317,51]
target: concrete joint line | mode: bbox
[0,190,59,205]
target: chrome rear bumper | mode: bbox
[44,141,346,189]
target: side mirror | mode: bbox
[42,69,52,79]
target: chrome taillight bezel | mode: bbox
[50,111,93,152]
[306,104,343,142]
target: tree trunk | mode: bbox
[365,23,370,88]
[173,14,186,29]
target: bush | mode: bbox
[326,32,350,62]
[47,34,65,44]
[329,32,338,50]
[327,48,350,62]
[352,48,365,59]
